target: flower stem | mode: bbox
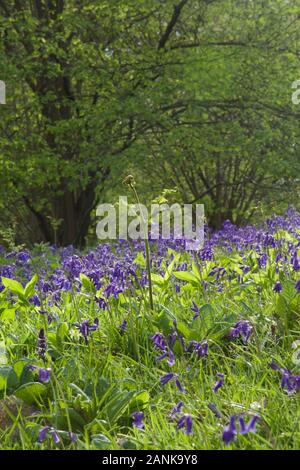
[129,182,154,311]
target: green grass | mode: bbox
[0,240,300,450]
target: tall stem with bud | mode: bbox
[124,175,154,311]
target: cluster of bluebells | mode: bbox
[169,402,193,435]
[187,339,209,358]
[222,414,259,445]
[2,209,300,447]
[38,426,77,445]
[151,332,175,366]
[229,320,253,343]
[2,208,300,301]
[74,318,99,344]
[269,361,300,394]
[160,372,185,392]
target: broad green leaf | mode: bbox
[15,382,47,405]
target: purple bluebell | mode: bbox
[169,401,184,419]
[29,365,52,384]
[258,253,268,269]
[38,426,60,444]
[273,281,282,293]
[295,280,300,293]
[269,361,300,393]
[131,411,144,429]
[69,432,77,442]
[168,349,175,367]
[176,414,193,435]
[191,301,200,320]
[175,377,185,393]
[16,251,30,263]
[212,372,224,393]
[222,416,236,445]
[208,402,222,419]
[51,430,61,444]
[119,319,127,334]
[238,414,259,435]
[94,296,107,309]
[29,295,41,306]
[38,425,51,443]
[291,252,300,271]
[160,372,174,385]
[37,328,47,360]
[168,330,178,347]
[151,333,166,351]
[74,318,99,344]
[229,320,253,343]
[188,340,208,358]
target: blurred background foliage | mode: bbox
[0,0,300,247]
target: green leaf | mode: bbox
[0,365,13,391]
[55,407,87,431]
[91,434,111,449]
[0,341,7,365]
[14,382,47,405]
[80,273,96,294]
[173,271,200,285]
[1,277,25,297]
[13,358,34,379]
[24,274,38,299]
[133,252,146,268]
[151,273,165,285]
[0,308,16,321]
[56,322,69,348]
[128,390,150,413]
[0,365,19,392]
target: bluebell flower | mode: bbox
[229,320,253,343]
[269,361,300,393]
[160,372,174,385]
[151,333,166,351]
[188,340,208,357]
[168,330,178,347]
[191,301,200,320]
[177,414,193,435]
[94,296,107,309]
[29,365,52,384]
[51,430,61,445]
[37,328,47,360]
[38,426,60,444]
[222,416,236,445]
[238,414,259,435]
[29,295,41,306]
[160,373,185,392]
[131,411,144,429]
[74,318,99,344]
[291,252,300,271]
[69,432,77,442]
[168,349,175,367]
[175,377,185,393]
[208,402,222,419]
[16,251,30,263]
[273,281,282,293]
[38,425,51,443]
[169,401,184,419]
[119,319,127,334]
[212,372,224,393]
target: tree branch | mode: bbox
[158,0,189,50]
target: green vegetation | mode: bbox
[1,0,300,247]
